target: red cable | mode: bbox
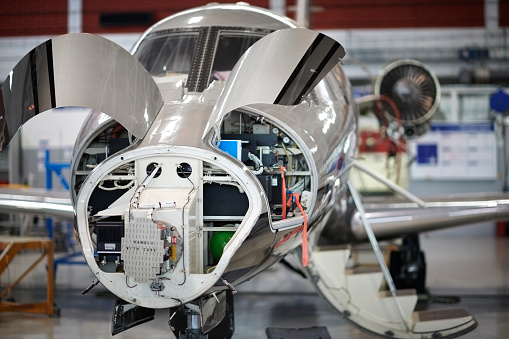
[278,168,308,266]
[376,95,405,183]
[376,94,405,150]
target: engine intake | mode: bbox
[374,59,441,139]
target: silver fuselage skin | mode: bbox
[68,4,356,307]
[0,4,499,338]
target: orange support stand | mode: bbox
[0,236,56,316]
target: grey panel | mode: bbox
[0,33,163,151]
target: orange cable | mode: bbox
[280,166,286,219]
[293,192,309,267]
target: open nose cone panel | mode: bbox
[78,150,260,308]
[307,247,477,338]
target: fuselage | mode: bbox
[70,3,357,308]
[0,5,489,337]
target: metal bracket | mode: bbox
[352,160,426,208]
[347,179,410,333]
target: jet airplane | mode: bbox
[1,3,508,338]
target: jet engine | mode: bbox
[374,59,441,139]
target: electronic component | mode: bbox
[96,218,124,265]
[257,174,283,211]
[222,133,277,165]
[204,183,249,217]
[121,217,165,283]
[165,226,183,267]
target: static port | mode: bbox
[177,162,192,178]
[146,162,162,178]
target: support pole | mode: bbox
[353,160,426,208]
[347,180,410,333]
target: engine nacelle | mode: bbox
[374,59,441,139]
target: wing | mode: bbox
[0,187,72,218]
[352,192,509,241]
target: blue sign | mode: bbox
[417,144,438,165]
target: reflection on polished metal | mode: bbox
[0,34,163,149]
[0,188,72,218]
[207,28,345,137]
[351,194,509,241]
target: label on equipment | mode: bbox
[105,243,116,250]
[170,235,178,245]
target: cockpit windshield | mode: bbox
[210,33,263,81]
[133,27,269,90]
[134,33,198,77]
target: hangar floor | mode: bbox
[1,232,508,339]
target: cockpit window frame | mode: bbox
[208,30,266,84]
[133,30,200,78]
[133,26,275,93]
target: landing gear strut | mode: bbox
[170,290,235,339]
[181,310,207,339]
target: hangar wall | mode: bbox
[295,0,487,29]
[1,0,504,36]
[1,0,507,82]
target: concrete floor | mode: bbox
[1,233,508,339]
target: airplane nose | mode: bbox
[74,145,267,308]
